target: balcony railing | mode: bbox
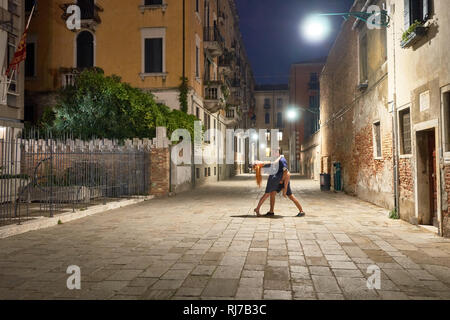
[0,6,13,34]
[204,26,223,43]
[226,109,235,119]
[204,81,226,113]
[203,26,224,56]
[230,79,240,88]
[219,52,234,67]
[60,68,81,88]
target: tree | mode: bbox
[43,68,198,140]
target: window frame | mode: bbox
[276,112,283,128]
[358,29,368,84]
[140,28,166,79]
[373,121,382,160]
[398,106,413,156]
[441,85,450,160]
[25,39,37,78]
[74,30,96,70]
[265,112,270,124]
[139,0,167,13]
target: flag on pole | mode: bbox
[5,1,36,77]
[5,28,28,77]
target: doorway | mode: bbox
[416,128,438,227]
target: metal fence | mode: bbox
[0,128,150,226]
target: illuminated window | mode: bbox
[278,131,283,141]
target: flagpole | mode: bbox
[26,2,36,30]
[4,3,36,95]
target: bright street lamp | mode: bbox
[302,9,390,42]
[301,15,331,43]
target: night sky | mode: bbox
[235,0,355,85]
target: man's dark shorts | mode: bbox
[265,180,293,196]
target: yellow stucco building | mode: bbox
[25,0,254,127]
[25,0,255,185]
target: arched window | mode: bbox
[265,113,270,124]
[77,31,94,69]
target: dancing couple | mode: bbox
[253,149,305,217]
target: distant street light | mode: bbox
[252,133,259,141]
[287,108,299,121]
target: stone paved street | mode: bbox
[1,175,450,300]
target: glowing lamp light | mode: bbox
[287,109,299,121]
[302,15,331,43]
[252,133,259,140]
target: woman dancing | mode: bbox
[253,150,306,217]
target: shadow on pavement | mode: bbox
[230,215,284,219]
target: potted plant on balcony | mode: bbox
[401,20,427,48]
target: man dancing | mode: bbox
[253,150,306,217]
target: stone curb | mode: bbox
[0,196,154,239]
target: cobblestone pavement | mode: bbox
[1,175,450,300]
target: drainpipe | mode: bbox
[391,12,400,218]
[182,0,186,79]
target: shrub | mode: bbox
[42,68,198,140]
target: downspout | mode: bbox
[391,12,400,218]
[182,0,186,79]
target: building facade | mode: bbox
[320,0,394,210]
[24,0,255,189]
[315,0,450,237]
[289,60,324,178]
[252,84,291,168]
[387,0,450,236]
[0,0,25,134]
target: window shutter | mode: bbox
[404,0,410,29]
[423,0,430,20]
[145,38,163,73]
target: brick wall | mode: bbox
[150,147,170,197]
[399,158,414,200]
[443,165,450,237]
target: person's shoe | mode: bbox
[266,212,275,217]
[296,212,306,217]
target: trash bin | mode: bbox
[333,162,342,191]
[320,174,331,191]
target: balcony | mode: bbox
[218,52,234,76]
[203,26,224,57]
[204,81,226,113]
[60,68,81,88]
[224,107,239,126]
[60,1,104,31]
[0,6,13,34]
[230,79,241,88]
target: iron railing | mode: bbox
[0,128,150,226]
[203,26,224,44]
